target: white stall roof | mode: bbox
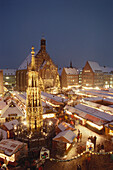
[1,105,23,118]
[0,101,6,110]
[53,130,76,143]
[58,122,74,131]
[75,104,113,121]
[0,139,24,156]
[4,120,19,131]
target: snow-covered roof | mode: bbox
[64,68,78,75]
[0,129,7,139]
[0,101,6,110]
[83,97,103,102]
[4,120,19,131]
[18,51,38,70]
[3,69,16,75]
[53,130,76,143]
[0,139,25,156]
[1,104,24,118]
[64,105,87,118]
[40,60,47,69]
[79,89,113,99]
[101,66,113,73]
[58,122,75,131]
[88,61,102,72]
[82,99,113,114]
[41,91,68,103]
[75,104,113,122]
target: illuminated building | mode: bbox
[101,66,113,88]
[82,61,104,88]
[3,69,16,90]
[16,38,60,92]
[61,67,78,88]
[26,46,43,131]
[0,70,3,95]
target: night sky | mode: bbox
[0,0,113,69]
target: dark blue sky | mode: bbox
[0,0,113,69]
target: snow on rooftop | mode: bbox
[75,104,113,122]
[18,51,38,70]
[3,69,16,75]
[88,61,102,72]
[82,100,113,114]
[83,97,103,102]
[4,120,19,131]
[0,129,7,139]
[0,139,25,156]
[41,91,67,103]
[0,101,6,110]
[58,122,75,131]
[1,104,23,118]
[64,68,78,75]
[53,130,76,143]
[40,60,47,69]
[101,66,113,73]
[64,105,87,118]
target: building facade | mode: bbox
[82,61,104,88]
[61,67,78,88]
[3,69,16,90]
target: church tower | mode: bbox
[26,46,43,131]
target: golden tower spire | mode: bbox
[26,46,43,132]
[31,46,36,71]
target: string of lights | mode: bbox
[50,150,113,162]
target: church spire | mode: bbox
[31,46,36,71]
[41,36,46,51]
[70,60,73,68]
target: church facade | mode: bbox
[16,38,60,92]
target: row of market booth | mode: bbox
[64,104,113,135]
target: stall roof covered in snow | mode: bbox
[64,68,78,75]
[1,104,24,118]
[82,99,113,114]
[0,101,6,110]
[58,122,75,131]
[79,89,113,99]
[75,104,113,122]
[53,130,76,143]
[64,104,113,125]
[83,97,103,102]
[41,91,67,103]
[0,129,7,139]
[64,105,87,118]
[3,120,19,131]
[0,139,25,156]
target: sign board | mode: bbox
[40,147,50,160]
